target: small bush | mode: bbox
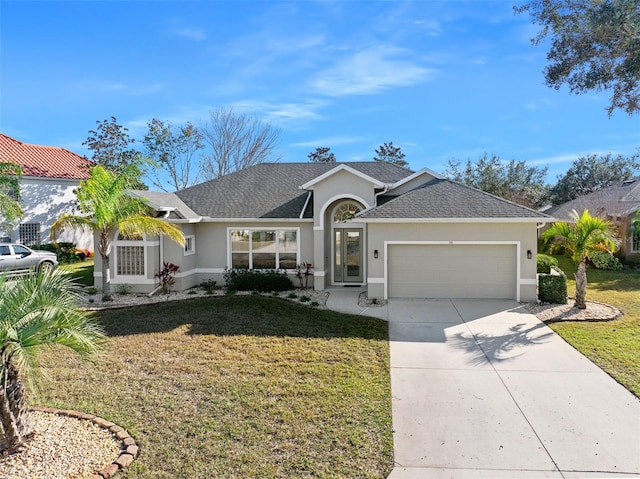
[200,279,217,294]
[589,251,623,271]
[537,254,558,274]
[287,292,297,299]
[310,301,319,307]
[299,295,310,303]
[156,262,180,294]
[116,283,132,295]
[85,286,98,295]
[223,268,294,292]
[33,242,83,264]
[538,266,567,304]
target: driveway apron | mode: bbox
[382,299,640,479]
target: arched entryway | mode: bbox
[330,200,365,284]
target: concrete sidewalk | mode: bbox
[326,289,640,478]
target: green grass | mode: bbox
[549,255,640,396]
[34,296,393,478]
[59,258,94,286]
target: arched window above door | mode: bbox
[333,202,362,223]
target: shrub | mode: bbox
[538,266,567,304]
[200,278,217,294]
[156,262,180,294]
[589,251,623,271]
[116,283,132,295]
[299,295,310,303]
[294,262,313,289]
[33,242,82,263]
[223,268,294,293]
[85,286,98,295]
[537,254,558,274]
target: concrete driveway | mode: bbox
[326,291,640,478]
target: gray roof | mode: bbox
[130,190,201,220]
[545,177,640,220]
[176,162,413,218]
[358,179,551,220]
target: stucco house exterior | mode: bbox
[95,162,552,301]
[544,177,640,261]
[0,133,94,250]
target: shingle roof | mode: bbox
[176,162,413,218]
[0,133,92,180]
[545,177,640,219]
[130,190,201,220]
[358,178,551,220]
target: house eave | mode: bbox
[359,217,556,224]
[299,164,386,190]
[199,217,314,223]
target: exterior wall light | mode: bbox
[374,249,379,259]
[527,250,532,259]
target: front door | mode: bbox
[334,228,363,283]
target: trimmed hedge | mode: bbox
[537,254,558,274]
[538,266,567,304]
[223,268,294,292]
[32,242,85,263]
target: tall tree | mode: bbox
[542,209,617,309]
[374,142,408,168]
[308,147,336,163]
[445,153,550,209]
[143,118,204,192]
[549,152,640,205]
[0,162,23,226]
[199,107,282,180]
[515,0,640,116]
[84,117,140,173]
[51,163,185,301]
[0,270,105,452]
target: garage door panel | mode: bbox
[388,244,516,299]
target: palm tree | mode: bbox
[51,163,185,301]
[0,270,106,452]
[542,209,617,309]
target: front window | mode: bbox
[230,229,298,269]
[115,232,145,276]
[184,235,195,256]
[19,223,40,246]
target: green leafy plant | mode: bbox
[538,266,568,304]
[537,254,559,274]
[299,295,310,303]
[116,283,132,295]
[200,278,217,294]
[589,251,623,271]
[223,268,293,292]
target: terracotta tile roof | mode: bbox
[0,133,92,180]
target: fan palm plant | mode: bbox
[542,209,617,309]
[51,163,185,301]
[0,270,106,452]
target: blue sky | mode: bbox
[2,0,638,186]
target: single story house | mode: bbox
[544,177,640,261]
[96,162,552,302]
[0,133,94,250]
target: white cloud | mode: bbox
[174,27,206,41]
[310,45,435,97]
[292,136,362,148]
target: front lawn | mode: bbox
[34,296,393,478]
[59,258,94,286]
[550,255,640,397]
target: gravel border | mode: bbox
[0,408,138,479]
[524,300,623,322]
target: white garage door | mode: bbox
[388,244,517,299]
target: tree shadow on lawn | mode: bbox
[97,295,389,341]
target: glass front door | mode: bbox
[334,228,363,283]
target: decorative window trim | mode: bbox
[227,227,300,270]
[113,231,154,278]
[184,235,196,256]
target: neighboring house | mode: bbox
[544,177,640,261]
[0,133,94,250]
[95,162,552,302]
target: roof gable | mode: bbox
[300,164,386,190]
[359,179,552,221]
[545,176,640,219]
[0,133,92,180]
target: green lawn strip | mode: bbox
[549,255,640,397]
[58,258,95,286]
[34,296,393,479]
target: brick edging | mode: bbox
[30,406,138,479]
